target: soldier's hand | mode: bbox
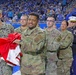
[13,39,20,44]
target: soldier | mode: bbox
[0,10,14,75]
[57,20,74,75]
[45,15,61,75]
[67,16,76,75]
[14,12,46,75]
[14,14,28,34]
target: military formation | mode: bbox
[0,9,76,75]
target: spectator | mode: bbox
[7,9,14,19]
[56,12,65,21]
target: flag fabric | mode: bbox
[12,66,21,75]
[7,45,22,75]
[0,32,22,75]
[7,45,21,66]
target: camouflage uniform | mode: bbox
[14,26,27,34]
[20,26,46,75]
[0,22,14,37]
[57,30,73,75]
[45,28,61,75]
[0,22,14,75]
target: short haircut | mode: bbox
[47,15,55,21]
[29,12,39,20]
[21,14,27,17]
[21,14,28,19]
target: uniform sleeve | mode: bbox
[20,31,46,52]
[52,33,62,51]
[60,33,74,49]
[9,24,14,33]
[14,28,19,33]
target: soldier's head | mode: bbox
[0,10,2,19]
[27,12,39,29]
[20,14,28,26]
[61,20,68,31]
[68,16,76,27]
[46,15,55,28]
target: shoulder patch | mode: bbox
[34,34,44,43]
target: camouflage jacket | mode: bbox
[0,22,14,37]
[45,28,61,62]
[45,28,61,52]
[59,30,74,58]
[20,26,46,74]
[14,26,27,34]
[0,22,14,75]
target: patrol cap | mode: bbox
[69,16,76,22]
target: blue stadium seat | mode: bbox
[12,23,21,29]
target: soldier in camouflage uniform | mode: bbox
[14,13,46,75]
[57,20,74,75]
[45,15,61,75]
[14,14,28,34]
[0,10,14,75]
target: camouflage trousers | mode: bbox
[57,58,73,75]
[46,61,57,75]
[0,59,12,75]
[21,54,45,75]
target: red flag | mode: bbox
[0,32,22,66]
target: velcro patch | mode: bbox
[34,34,43,43]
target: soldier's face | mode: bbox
[61,21,67,30]
[27,15,38,29]
[20,16,28,26]
[46,17,55,28]
[70,21,76,27]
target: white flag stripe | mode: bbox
[7,45,21,66]
[6,45,21,75]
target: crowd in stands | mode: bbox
[0,0,76,28]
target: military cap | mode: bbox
[69,16,76,22]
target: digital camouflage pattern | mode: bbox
[14,26,27,34]
[0,22,14,37]
[0,22,14,75]
[0,60,12,75]
[45,28,61,75]
[20,26,46,75]
[57,30,74,75]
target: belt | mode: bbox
[47,50,57,53]
[58,58,63,60]
[25,51,40,56]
